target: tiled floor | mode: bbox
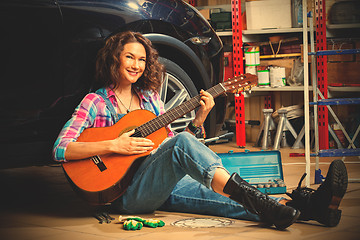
[0,142,359,240]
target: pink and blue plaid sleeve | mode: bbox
[52,93,104,162]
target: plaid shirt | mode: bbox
[53,87,174,162]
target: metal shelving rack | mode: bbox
[192,1,313,152]
[229,0,312,185]
[307,0,360,183]
[231,0,246,147]
[299,0,311,186]
[189,0,247,147]
[190,0,360,185]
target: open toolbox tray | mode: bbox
[218,150,286,194]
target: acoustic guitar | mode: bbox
[62,74,257,205]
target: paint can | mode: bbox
[270,66,286,87]
[244,46,260,67]
[245,66,257,75]
[257,66,270,87]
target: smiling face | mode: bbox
[118,42,147,86]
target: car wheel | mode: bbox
[159,57,199,133]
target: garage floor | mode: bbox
[1,142,359,240]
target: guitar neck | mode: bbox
[136,83,226,137]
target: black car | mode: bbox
[0,0,225,168]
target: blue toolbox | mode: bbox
[218,150,286,195]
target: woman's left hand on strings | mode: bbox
[192,90,215,126]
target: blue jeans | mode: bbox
[112,132,280,221]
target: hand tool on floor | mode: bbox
[93,212,114,224]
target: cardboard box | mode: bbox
[194,0,229,6]
[327,62,360,85]
[259,58,295,81]
[327,42,355,63]
[246,0,292,30]
[199,9,210,20]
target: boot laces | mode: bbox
[286,173,315,205]
[240,184,277,216]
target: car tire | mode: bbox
[158,57,200,134]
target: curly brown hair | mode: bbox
[95,31,165,93]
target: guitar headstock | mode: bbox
[222,73,258,94]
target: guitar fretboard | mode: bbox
[134,83,226,137]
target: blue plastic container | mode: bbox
[218,150,286,194]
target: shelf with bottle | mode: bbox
[243,84,360,95]
[251,86,312,92]
[241,86,312,98]
[216,27,311,37]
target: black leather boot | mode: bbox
[223,173,300,230]
[286,159,348,227]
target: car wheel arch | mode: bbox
[144,34,219,136]
[144,33,211,91]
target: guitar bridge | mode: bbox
[92,155,107,172]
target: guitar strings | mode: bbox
[127,81,247,138]
[138,84,225,137]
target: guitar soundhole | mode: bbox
[92,155,107,172]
